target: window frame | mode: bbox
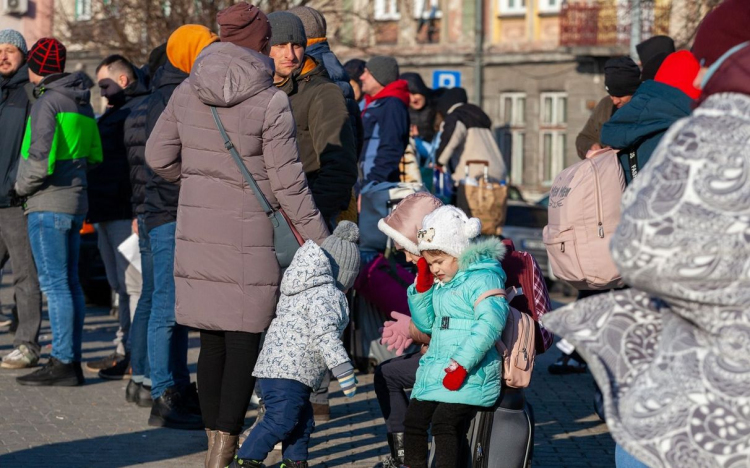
[498,0,527,16]
[499,92,527,185]
[374,0,442,21]
[537,0,562,15]
[75,0,93,21]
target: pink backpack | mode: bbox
[543,148,625,290]
[475,288,535,389]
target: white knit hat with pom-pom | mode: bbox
[417,206,482,258]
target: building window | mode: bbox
[499,93,526,184]
[540,92,567,185]
[374,0,441,21]
[498,0,526,16]
[537,0,562,14]
[76,0,92,21]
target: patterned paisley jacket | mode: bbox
[546,92,750,468]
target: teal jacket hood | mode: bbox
[601,80,693,182]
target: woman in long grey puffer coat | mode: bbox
[544,44,750,468]
[145,39,328,460]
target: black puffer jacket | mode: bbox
[88,69,150,223]
[143,62,186,232]
[124,87,150,215]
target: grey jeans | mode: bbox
[0,206,42,355]
[96,220,142,354]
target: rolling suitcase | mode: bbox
[470,387,534,468]
[427,388,534,468]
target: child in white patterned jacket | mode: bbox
[231,222,361,468]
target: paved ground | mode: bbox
[0,276,614,467]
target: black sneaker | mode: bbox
[547,354,588,375]
[148,387,203,430]
[98,356,131,380]
[126,380,140,403]
[85,352,125,372]
[136,384,153,408]
[228,457,262,468]
[281,460,309,468]
[17,357,84,387]
[179,382,201,415]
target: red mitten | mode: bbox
[415,257,435,293]
[442,361,468,391]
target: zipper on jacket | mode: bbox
[587,159,605,238]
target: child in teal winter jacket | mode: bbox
[403,206,509,468]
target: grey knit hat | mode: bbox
[268,11,307,48]
[366,56,399,87]
[0,29,28,56]
[321,221,361,292]
[289,6,327,39]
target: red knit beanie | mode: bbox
[27,38,66,76]
[655,51,701,100]
[692,0,750,67]
[217,2,271,53]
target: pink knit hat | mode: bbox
[378,192,443,255]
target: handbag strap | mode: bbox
[209,106,276,220]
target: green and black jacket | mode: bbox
[15,72,103,215]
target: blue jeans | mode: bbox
[616,444,649,468]
[238,378,315,462]
[131,215,153,384]
[147,222,189,399]
[27,212,85,364]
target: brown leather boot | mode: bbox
[204,429,216,468]
[207,431,238,468]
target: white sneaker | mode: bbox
[0,313,14,327]
[1,345,39,369]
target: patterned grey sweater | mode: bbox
[253,240,353,389]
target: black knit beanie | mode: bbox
[604,57,641,97]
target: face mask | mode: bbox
[98,78,126,107]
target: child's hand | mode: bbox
[380,312,414,356]
[336,369,357,398]
[415,257,435,293]
[442,359,468,391]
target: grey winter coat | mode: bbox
[145,42,329,334]
[15,72,102,215]
[253,240,352,389]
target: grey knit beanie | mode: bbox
[289,6,327,39]
[321,221,361,292]
[0,29,28,56]
[268,11,307,48]
[366,56,399,87]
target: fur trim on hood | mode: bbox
[458,237,506,271]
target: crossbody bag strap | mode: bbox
[209,106,275,219]
[628,149,638,180]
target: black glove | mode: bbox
[7,189,25,208]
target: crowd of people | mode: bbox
[1,0,749,467]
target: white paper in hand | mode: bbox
[117,233,142,273]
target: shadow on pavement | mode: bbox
[0,427,206,467]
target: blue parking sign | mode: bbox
[432,70,461,89]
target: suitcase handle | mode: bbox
[464,160,490,182]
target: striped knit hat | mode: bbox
[27,38,66,76]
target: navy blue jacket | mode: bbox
[360,81,410,186]
[601,80,694,184]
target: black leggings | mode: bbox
[403,399,478,468]
[374,352,422,433]
[197,330,262,435]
